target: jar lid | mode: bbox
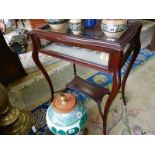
[52,93,77,114]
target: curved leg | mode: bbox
[121,41,141,106]
[121,24,141,106]
[32,50,54,102]
[103,72,121,135]
[121,50,138,105]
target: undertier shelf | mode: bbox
[66,76,110,103]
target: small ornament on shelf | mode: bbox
[83,19,97,29]
[101,19,127,38]
[68,19,82,35]
[48,19,68,30]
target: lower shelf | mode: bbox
[66,76,110,103]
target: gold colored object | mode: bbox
[0,107,20,127]
[60,93,68,105]
[0,111,34,135]
[0,83,35,135]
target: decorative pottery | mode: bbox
[46,93,88,135]
[83,19,96,29]
[101,19,127,38]
[48,19,67,30]
[69,19,82,35]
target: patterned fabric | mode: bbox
[29,48,155,135]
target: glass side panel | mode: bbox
[42,42,109,67]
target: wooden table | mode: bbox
[29,19,48,29]
[29,20,142,134]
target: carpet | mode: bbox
[29,48,155,135]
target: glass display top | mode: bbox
[40,21,129,42]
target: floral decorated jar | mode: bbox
[47,19,68,30]
[101,19,127,38]
[69,19,82,35]
[46,93,88,135]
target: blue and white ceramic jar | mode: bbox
[46,93,88,135]
[69,19,82,35]
[101,19,127,38]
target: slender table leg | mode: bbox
[121,49,139,106]
[103,71,121,135]
[121,23,142,106]
[121,33,141,106]
[32,50,54,102]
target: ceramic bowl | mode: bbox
[101,19,127,38]
[48,19,67,30]
[48,19,67,24]
[49,22,67,30]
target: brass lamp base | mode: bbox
[0,83,35,135]
[0,107,20,127]
[0,110,34,135]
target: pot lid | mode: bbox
[52,93,77,114]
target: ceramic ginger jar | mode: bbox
[69,19,82,35]
[46,93,88,135]
[101,19,127,38]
